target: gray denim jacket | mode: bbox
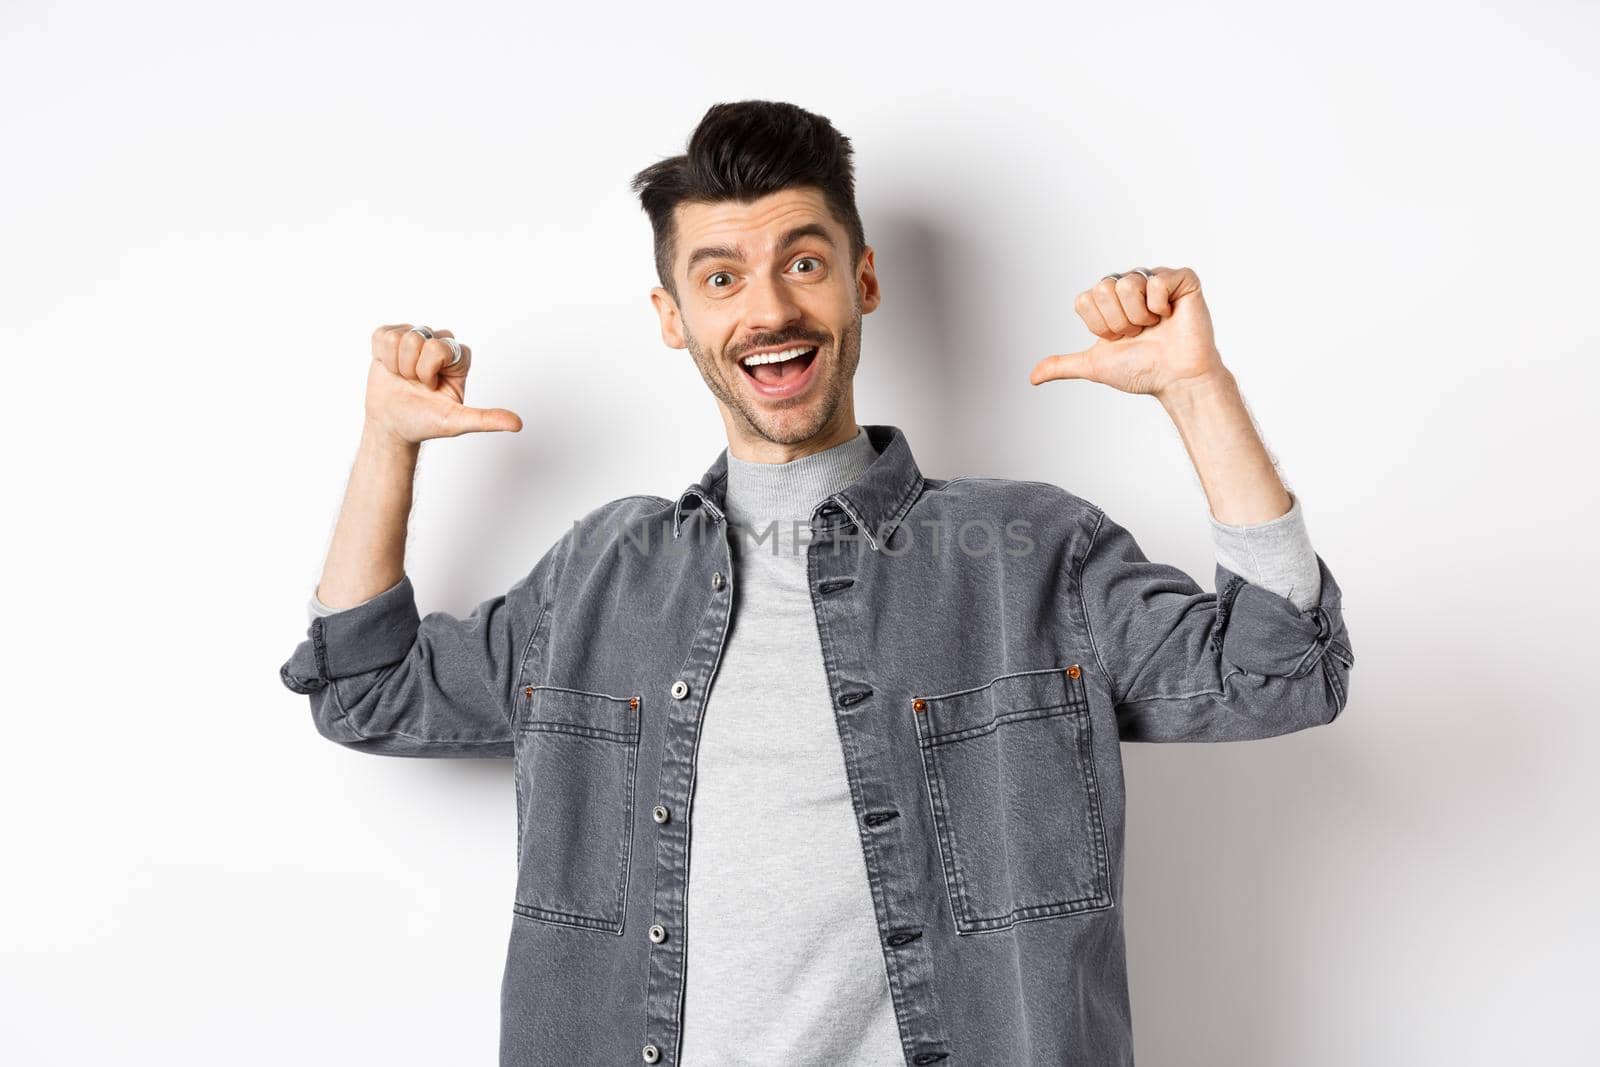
[279,423,1354,1066]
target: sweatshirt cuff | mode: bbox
[1208,490,1322,613]
[306,577,404,623]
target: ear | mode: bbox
[650,286,686,349]
[856,246,881,314]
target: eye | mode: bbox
[708,271,734,289]
[792,256,823,274]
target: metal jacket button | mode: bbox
[652,805,670,824]
[648,924,667,943]
[1066,664,1081,679]
[642,1044,661,1063]
[711,570,724,590]
[671,680,689,700]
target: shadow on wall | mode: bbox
[858,209,981,460]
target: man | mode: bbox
[279,100,1353,1066]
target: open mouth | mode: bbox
[738,344,820,398]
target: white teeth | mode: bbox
[742,345,814,367]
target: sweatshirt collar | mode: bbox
[672,423,925,553]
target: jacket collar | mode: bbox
[672,424,925,552]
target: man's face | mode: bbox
[650,186,880,459]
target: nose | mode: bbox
[741,267,805,336]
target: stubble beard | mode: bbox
[684,307,861,448]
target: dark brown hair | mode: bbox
[629,100,867,301]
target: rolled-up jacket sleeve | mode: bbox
[278,542,562,757]
[1077,505,1354,742]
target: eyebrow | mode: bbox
[684,222,837,276]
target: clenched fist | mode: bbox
[365,323,523,444]
[1027,266,1227,399]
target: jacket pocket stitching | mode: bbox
[514,685,640,935]
[518,721,639,744]
[913,666,1114,934]
[917,663,1080,704]
[920,700,1084,745]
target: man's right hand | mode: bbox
[365,323,524,444]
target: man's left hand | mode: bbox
[1028,266,1226,397]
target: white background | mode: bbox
[4,1,1596,1063]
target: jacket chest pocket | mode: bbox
[912,664,1113,934]
[513,685,641,934]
